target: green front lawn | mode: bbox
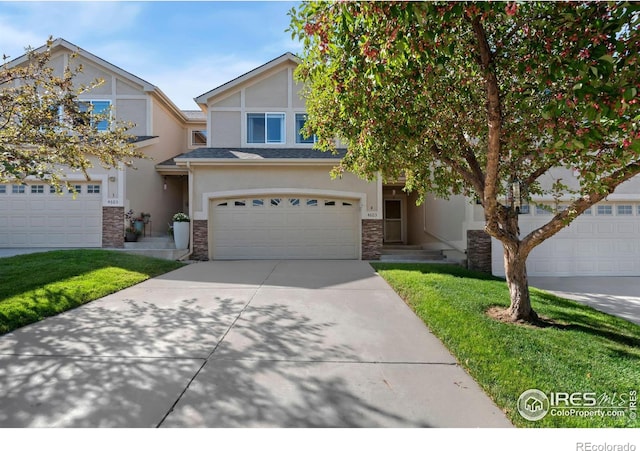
[372,262,640,428]
[0,250,184,335]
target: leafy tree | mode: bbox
[290,1,640,322]
[0,38,141,190]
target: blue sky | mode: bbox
[0,1,301,109]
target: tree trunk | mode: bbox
[503,245,538,322]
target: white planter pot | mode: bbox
[173,221,190,250]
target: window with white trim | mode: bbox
[87,185,101,194]
[295,113,316,144]
[30,185,44,194]
[247,113,285,144]
[191,130,207,146]
[12,185,25,194]
[77,100,111,131]
[617,205,633,216]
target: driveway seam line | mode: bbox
[155,260,280,428]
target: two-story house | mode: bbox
[0,39,205,249]
[158,53,383,261]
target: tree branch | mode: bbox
[521,161,640,253]
[470,15,503,222]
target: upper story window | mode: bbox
[247,113,285,144]
[295,113,317,144]
[77,100,111,131]
[191,130,207,146]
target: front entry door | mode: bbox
[384,199,403,243]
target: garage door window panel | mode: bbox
[597,205,613,216]
[617,205,633,216]
[12,185,25,194]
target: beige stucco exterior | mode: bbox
[205,59,312,149]
[124,95,194,235]
[188,164,379,220]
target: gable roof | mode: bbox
[8,38,193,122]
[9,38,157,92]
[194,52,300,105]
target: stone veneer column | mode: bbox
[361,219,383,260]
[192,220,209,261]
[102,206,124,248]
[467,230,492,273]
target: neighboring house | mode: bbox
[0,39,205,249]
[2,41,639,277]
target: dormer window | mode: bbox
[247,113,285,144]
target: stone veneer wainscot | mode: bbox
[361,219,383,260]
[102,206,124,248]
[192,219,209,260]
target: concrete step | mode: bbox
[118,248,190,261]
[380,245,447,263]
[381,249,444,256]
[382,244,423,251]
[380,254,448,262]
[124,236,176,250]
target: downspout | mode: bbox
[179,161,194,261]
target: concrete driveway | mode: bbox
[0,260,511,427]
[529,277,640,326]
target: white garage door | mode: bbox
[492,203,640,276]
[211,196,360,259]
[0,183,102,248]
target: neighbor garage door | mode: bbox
[492,202,640,276]
[0,183,102,247]
[211,196,360,259]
